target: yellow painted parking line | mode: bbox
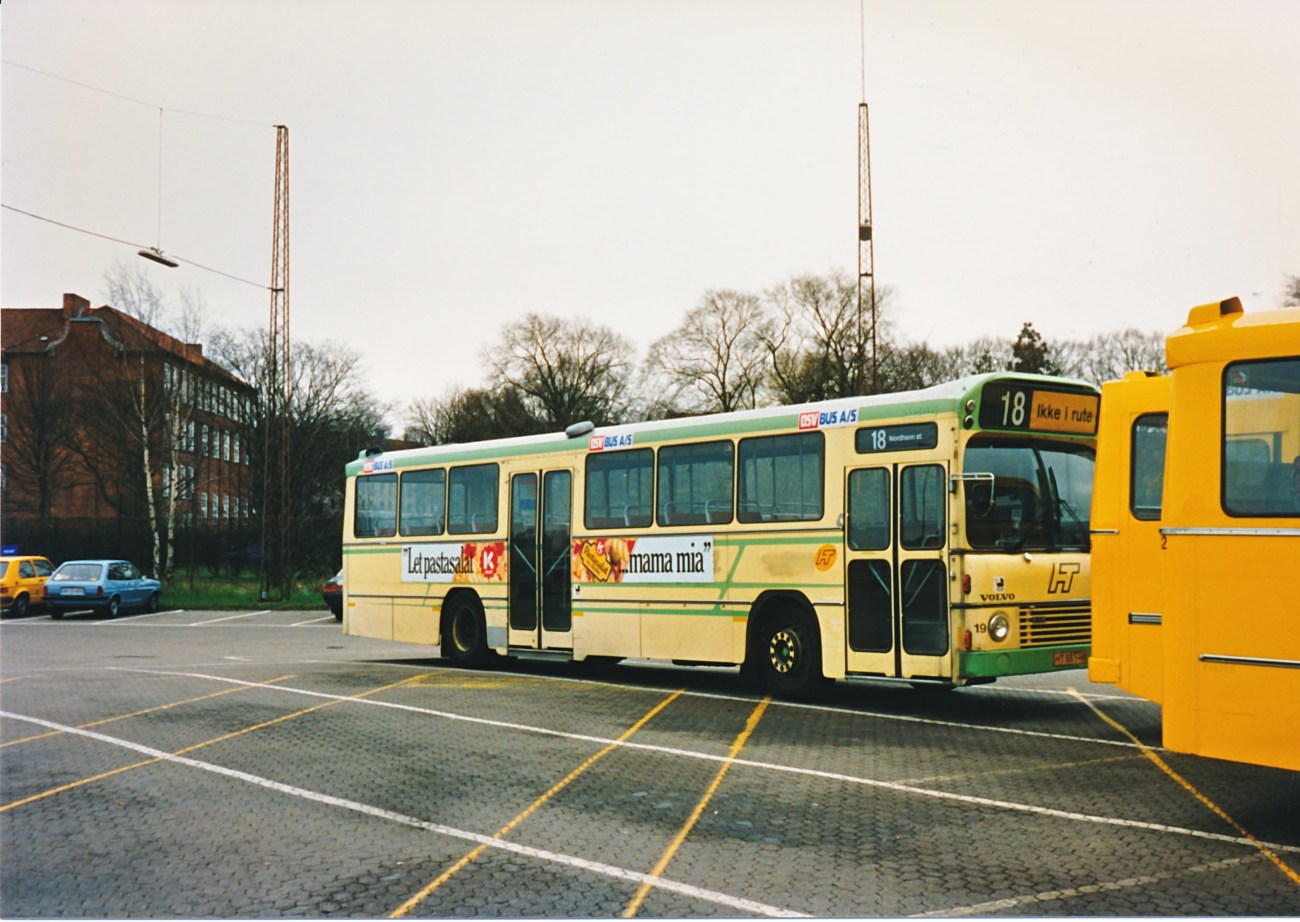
[0,675,296,749]
[1,707,804,918]
[388,688,684,919]
[1069,687,1300,888]
[126,669,1300,857]
[0,672,431,814]
[623,696,771,918]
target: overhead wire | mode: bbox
[3,59,278,290]
[2,204,271,291]
[2,60,275,128]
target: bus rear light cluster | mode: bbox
[963,629,972,651]
[961,574,972,595]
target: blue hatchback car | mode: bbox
[46,559,162,619]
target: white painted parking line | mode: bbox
[125,669,1300,858]
[189,610,271,626]
[290,615,336,626]
[99,609,183,625]
[0,710,807,919]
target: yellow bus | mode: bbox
[1090,297,1300,771]
[343,372,1099,699]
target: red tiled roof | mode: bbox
[2,296,252,391]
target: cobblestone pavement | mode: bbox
[1,607,1297,918]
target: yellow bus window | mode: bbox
[1222,358,1300,517]
[1131,414,1167,520]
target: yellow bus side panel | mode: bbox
[349,597,393,641]
[393,599,441,646]
[1089,373,1169,702]
[1163,536,1300,772]
[641,610,734,663]
[573,603,642,659]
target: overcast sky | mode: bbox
[4,0,1298,420]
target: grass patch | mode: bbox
[162,569,331,611]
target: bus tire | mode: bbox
[750,606,827,701]
[442,595,489,668]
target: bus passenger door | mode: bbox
[844,463,950,679]
[508,470,573,650]
[844,467,895,676]
[896,463,950,679]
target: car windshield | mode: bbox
[54,563,104,581]
[962,438,1095,552]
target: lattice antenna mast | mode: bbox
[858,103,877,394]
[261,125,292,600]
[856,1,878,395]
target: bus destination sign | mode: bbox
[856,422,939,454]
[979,383,1099,435]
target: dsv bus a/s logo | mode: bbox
[1048,562,1080,594]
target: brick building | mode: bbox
[1,293,257,568]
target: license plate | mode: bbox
[1053,651,1086,667]
[62,587,84,596]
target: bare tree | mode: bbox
[486,314,635,428]
[1054,329,1166,385]
[1,356,80,526]
[762,272,896,403]
[404,386,544,445]
[210,327,390,577]
[1283,274,1300,308]
[643,289,772,415]
[104,261,167,328]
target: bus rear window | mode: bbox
[1223,358,1300,517]
[355,473,397,538]
[1131,414,1167,520]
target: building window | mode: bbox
[1,363,7,394]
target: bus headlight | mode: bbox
[988,613,1010,643]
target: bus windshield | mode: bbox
[963,438,1094,551]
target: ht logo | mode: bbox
[1048,562,1080,594]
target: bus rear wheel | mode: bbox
[751,608,827,701]
[443,596,489,668]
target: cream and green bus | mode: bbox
[342,372,1098,699]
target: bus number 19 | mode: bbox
[1000,389,1028,427]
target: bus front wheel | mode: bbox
[443,596,489,668]
[751,608,827,701]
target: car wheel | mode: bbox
[49,608,64,620]
[331,604,343,622]
[443,596,489,668]
[12,594,29,618]
[105,596,121,619]
[145,592,160,614]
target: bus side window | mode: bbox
[737,432,824,524]
[848,468,889,550]
[400,468,446,536]
[447,463,499,535]
[657,441,734,527]
[585,449,653,530]
[1130,413,1167,520]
